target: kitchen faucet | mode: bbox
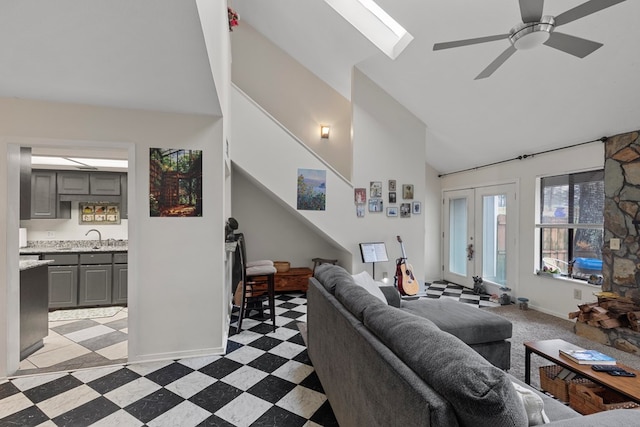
[85,229,102,248]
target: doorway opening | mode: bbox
[12,142,133,377]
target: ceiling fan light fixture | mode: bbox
[509,15,555,50]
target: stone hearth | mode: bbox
[575,321,640,355]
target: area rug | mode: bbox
[484,304,640,388]
[49,306,124,322]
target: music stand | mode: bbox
[359,242,389,279]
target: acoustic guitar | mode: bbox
[396,236,419,296]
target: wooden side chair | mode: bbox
[233,233,277,333]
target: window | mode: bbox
[537,170,604,281]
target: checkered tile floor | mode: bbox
[1,283,493,426]
[405,280,500,307]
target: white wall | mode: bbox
[439,141,604,317]
[1,98,226,378]
[231,22,353,179]
[351,69,427,282]
[231,168,348,268]
[424,159,442,282]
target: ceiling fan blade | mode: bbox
[475,45,517,80]
[433,34,508,51]
[519,0,544,22]
[543,32,603,58]
[554,0,626,27]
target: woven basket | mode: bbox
[539,365,592,403]
[273,261,290,273]
[569,382,640,414]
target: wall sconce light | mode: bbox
[320,125,330,139]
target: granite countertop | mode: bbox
[19,259,55,271]
[19,239,128,255]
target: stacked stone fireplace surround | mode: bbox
[575,130,640,354]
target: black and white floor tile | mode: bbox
[1,282,493,426]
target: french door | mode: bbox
[443,184,517,289]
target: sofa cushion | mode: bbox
[314,264,354,294]
[401,298,512,344]
[351,271,388,304]
[363,304,528,427]
[335,280,386,321]
[379,285,401,307]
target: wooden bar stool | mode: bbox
[312,257,338,275]
[234,234,277,333]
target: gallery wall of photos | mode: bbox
[354,180,421,218]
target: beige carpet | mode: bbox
[484,304,640,389]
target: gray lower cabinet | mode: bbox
[79,253,113,306]
[48,265,78,308]
[42,251,127,308]
[112,264,128,304]
[79,265,112,306]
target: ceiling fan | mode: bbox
[433,0,626,79]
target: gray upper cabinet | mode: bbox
[90,173,121,195]
[57,172,90,194]
[120,174,128,219]
[31,171,57,219]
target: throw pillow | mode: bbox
[511,382,550,425]
[351,271,388,304]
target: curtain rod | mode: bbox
[437,136,608,178]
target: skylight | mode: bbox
[324,0,413,59]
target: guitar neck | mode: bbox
[397,235,407,260]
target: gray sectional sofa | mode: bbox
[307,264,639,426]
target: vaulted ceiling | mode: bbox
[233,0,640,173]
[2,1,639,174]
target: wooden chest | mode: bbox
[275,267,312,292]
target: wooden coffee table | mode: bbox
[524,339,640,403]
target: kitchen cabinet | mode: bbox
[20,147,32,220]
[79,253,112,306]
[57,171,90,194]
[120,173,128,219]
[30,171,57,219]
[112,253,128,304]
[20,263,49,359]
[90,173,121,195]
[44,253,80,308]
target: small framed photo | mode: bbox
[389,192,396,204]
[388,180,396,191]
[370,181,382,198]
[402,184,414,200]
[400,203,411,218]
[356,204,365,218]
[369,198,383,212]
[386,207,398,217]
[412,201,421,214]
[354,188,366,204]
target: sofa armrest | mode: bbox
[546,409,640,426]
[379,286,400,307]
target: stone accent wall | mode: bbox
[603,131,640,298]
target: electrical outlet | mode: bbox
[46,231,55,238]
[573,289,582,300]
[610,238,620,250]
